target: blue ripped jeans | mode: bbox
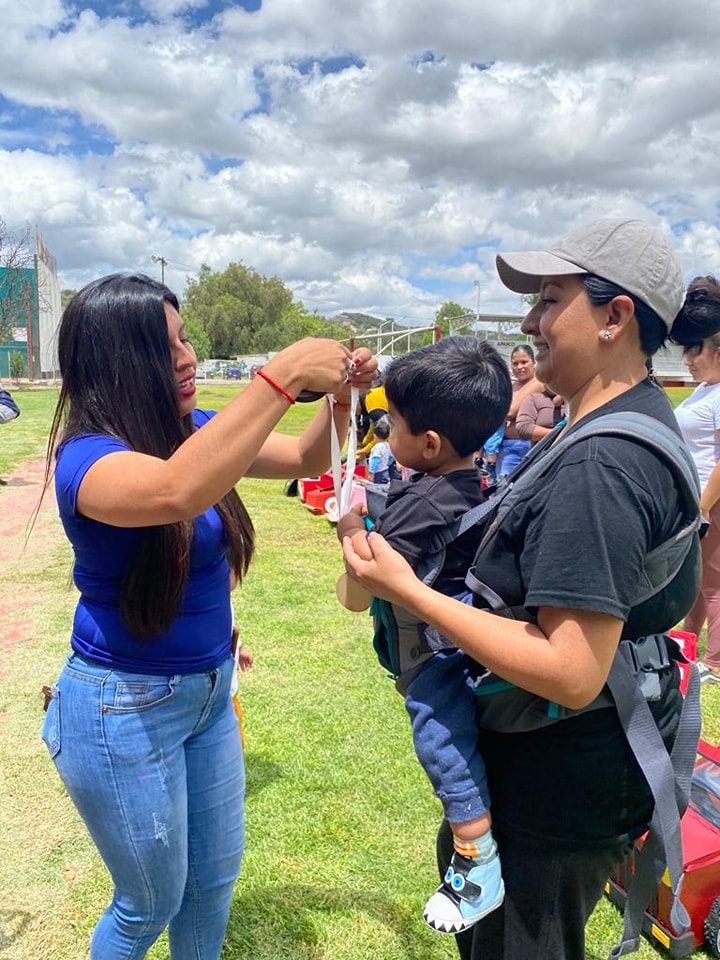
[41,653,244,960]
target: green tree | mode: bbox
[435,301,473,336]
[60,289,77,312]
[419,301,475,345]
[9,351,24,383]
[183,262,295,357]
[271,301,341,344]
[0,218,35,344]
[184,315,212,361]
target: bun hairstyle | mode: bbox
[670,275,720,348]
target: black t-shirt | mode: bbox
[473,379,699,849]
[377,469,483,594]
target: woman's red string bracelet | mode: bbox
[256,369,296,405]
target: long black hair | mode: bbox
[45,272,255,638]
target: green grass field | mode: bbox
[0,383,717,959]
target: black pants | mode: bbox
[436,820,630,960]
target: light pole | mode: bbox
[473,280,481,324]
[151,255,167,284]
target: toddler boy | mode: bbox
[339,337,511,934]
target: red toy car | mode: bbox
[606,738,720,957]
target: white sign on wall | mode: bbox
[12,327,27,342]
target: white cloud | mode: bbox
[0,0,719,321]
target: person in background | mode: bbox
[0,386,21,485]
[367,417,396,483]
[478,423,504,484]
[494,345,542,477]
[674,275,720,682]
[515,386,565,445]
[356,381,388,461]
[39,272,376,960]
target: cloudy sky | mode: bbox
[2,0,720,323]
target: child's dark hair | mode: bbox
[374,417,391,440]
[384,336,512,457]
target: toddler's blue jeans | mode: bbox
[41,653,244,959]
[405,648,490,824]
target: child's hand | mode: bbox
[336,505,367,543]
[238,647,254,672]
[349,528,374,562]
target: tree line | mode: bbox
[6,236,476,360]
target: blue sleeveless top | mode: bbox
[55,409,233,675]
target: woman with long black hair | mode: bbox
[40,272,376,959]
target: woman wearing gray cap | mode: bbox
[343,219,701,960]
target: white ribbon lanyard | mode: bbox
[328,388,359,518]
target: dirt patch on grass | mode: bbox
[0,460,60,660]
[0,460,55,557]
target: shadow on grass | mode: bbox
[0,908,32,951]
[225,884,431,960]
[244,751,283,800]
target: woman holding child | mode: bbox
[40,272,376,960]
[343,219,704,960]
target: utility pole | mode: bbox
[151,255,167,284]
[473,279,481,325]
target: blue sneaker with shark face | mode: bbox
[423,850,505,934]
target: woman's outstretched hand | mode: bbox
[262,338,351,398]
[342,531,419,607]
[263,339,378,402]
[333,347,377,404]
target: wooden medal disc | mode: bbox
[336,572,371,612]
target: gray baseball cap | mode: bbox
[496,218,685,330]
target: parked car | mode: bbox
[225,366,242,380]
[606,738,720,957]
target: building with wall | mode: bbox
[0,232,61,380]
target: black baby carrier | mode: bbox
[369,411,703,959]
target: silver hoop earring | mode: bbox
[602,331,613,342]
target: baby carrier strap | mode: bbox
[608,540,703,955]
[475,412,701,569]
[373,499,498,692]
[607,653,701,958]
[414,498,499,585]
[368,469,505,689]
